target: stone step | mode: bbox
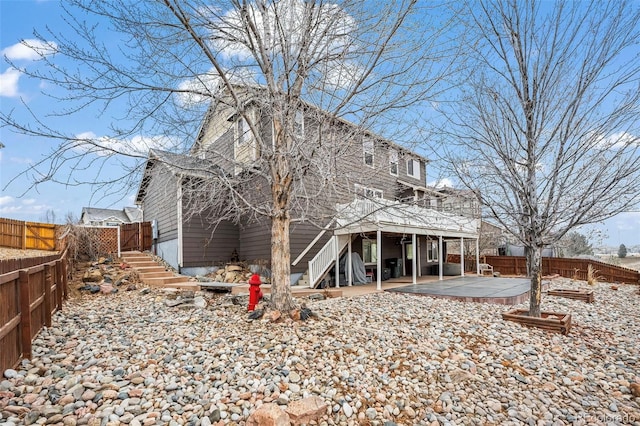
[160,282,201,291]
[133,266,167,274]
[122,257,152,264]
[139,271,175,279]
[144,276,192,286]
[125,261,158,268]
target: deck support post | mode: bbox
[347,236,352,286]
[376,229,382,291]
[334,236,340,288]
[476,238,481,276]
[412,233,417,284]
[460,237,465,277]
[438,236,443,281]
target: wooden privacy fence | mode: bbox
[0,251,68,373]
[447,254,640,284]
[71,222,152,257]
[1,218,152,257]
[0,218,58,251]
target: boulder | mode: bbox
[285,396,328,425]
[82,269,103,283]
[246,403,290,426]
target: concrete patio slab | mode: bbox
[386,276,542,305]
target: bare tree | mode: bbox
[439,0,640,316]
[2,0,459,311]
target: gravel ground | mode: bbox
[0,248,60,260]
[1,278,639,426]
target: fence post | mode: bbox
[62,257,68,300]
[44,264,53,327]
[19,270,32,360]
[55,260,63,310]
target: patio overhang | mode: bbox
[333,198,480,239]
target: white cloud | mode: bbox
[73,132,177,157]
[593,131,639,150]
[176,71,223,106]
[9,156,33,165]
[0,195,14,206]
[429,178,454,188]
[0,67,22,97]
[208,0,360,88]
[0,195,50,215]
[2,39,58,61]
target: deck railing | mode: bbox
[307,235,352,288]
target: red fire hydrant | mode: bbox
[248,273,263,311]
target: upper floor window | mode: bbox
[363,138,374,167]
[356,184,383,199]
[234,114,257,174]
[237,117,251,145]
[294,110,304,140]
[364,187,383,199]
[407,158,420,179]
[389,149,398,175]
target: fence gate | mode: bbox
[120,222,152,252]
[120,223,140,251]
[25,222,56,250]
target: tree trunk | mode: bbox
[270,214,295,312]
[527,246,543,317]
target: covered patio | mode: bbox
[329,198,482,290]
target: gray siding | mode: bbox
[289,221,331,274]
[181,215,239,267]
[238,218,271,264]
[141,162,179,243]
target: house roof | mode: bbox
[190,84,430,163]
[135,149,223,204]
[80,207,141,224]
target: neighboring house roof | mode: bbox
[80,207,142,224]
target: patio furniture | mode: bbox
[479,263,494,276]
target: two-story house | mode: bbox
[135,89,481,288]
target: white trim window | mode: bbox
[363,239,378,263]
[363,138,374,167]
[234,114,257,174]
[237,116,251,145]
[407,158,420,179]
[356,184,383,199]
[389,149,398,176]
[294,109,304,141]
[427,239,438,262]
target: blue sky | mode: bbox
[0,0,141,223]
[1,0,639,248]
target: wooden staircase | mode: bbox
[120,251,200,291]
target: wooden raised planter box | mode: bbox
[502,309,572,335]
[548,289,594,303]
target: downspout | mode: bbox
[177,175,183,272]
